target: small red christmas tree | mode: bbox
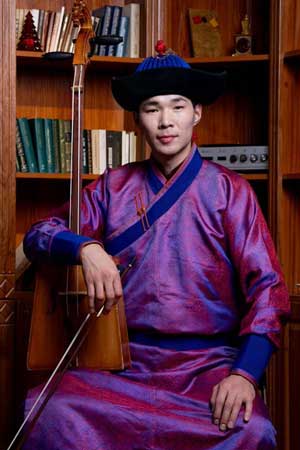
[17,11,42,51]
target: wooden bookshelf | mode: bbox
[284,49,300,63]
[1,0,300,449]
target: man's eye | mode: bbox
[174,105,184,110]
[146,108,158,113]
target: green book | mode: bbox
[58,119,66,173]
[44,118,55,173]
[16,119,28,172]
[52,119,61,173]
[17,118,38,172]
[63,120,72,173]
[28,118,47,173]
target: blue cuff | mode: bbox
[231,334,275,383]
[50,231,95,265]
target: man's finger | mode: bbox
[213,388,228,426]
[244,398,253,422]
[219,393,235,431]
[226,398,242,429]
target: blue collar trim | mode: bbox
[105,149,203,255]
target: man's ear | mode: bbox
[193,104,202,126]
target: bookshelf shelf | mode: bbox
[284,50,300,64]
[16,172,98,181]
[282,173,300,181]
[16,51,269,72]
[16,171,268,182]
[187,54,269,67]
[16,51,143,72]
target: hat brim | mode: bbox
[111,67,227,111]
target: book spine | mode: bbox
[58,119,66,173]
[17,118,38,172]
[106,130,122,169]
[99,130,107,174]
[64,120,72,173]
[52,119,61,173]
[123,3,140,57]
[86,129,93,174]
[44,118,55,173]
[16,119,28,172]
[115,16,129,57]
[107,6,123,56]
[91,129,99,174]
[98,5,113,56]
[82,129,88,174]
[29,118,47,172]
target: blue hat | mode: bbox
[112,41,226,111]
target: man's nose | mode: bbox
[158,110,173,128]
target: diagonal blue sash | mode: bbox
[105,149,203,255]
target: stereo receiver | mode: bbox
[199,145,268,171]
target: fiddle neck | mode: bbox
[69,64,86,234]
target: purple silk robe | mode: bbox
[23,147,289,449]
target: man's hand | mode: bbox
[210,374,256,431]
[80,243,123,314]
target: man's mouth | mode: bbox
[157,135,176,144]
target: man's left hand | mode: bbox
[210,374,256,431]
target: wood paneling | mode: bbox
[0,0,16,448]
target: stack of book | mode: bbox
[16,3,140,57]
[16,118,137,175]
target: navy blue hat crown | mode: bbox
[111,40,227,111]
[136,41,191,72]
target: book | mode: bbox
[57,119,66,173]
[64,120,72,172]
[123,3,140,57]
[28,118,47,173]
[99,130,107,174]
[16,119,28,172]
[188,9,222,57]
[86,129,93,174]
[106,130,122,169]
[49,6,65,52]
[115,16,129,57]
[93,5,114,56]
[40,10,50,52]
[107,6,123,56]
[52,119,61,173]
[17,118,38,172]
[82,129,88,174]
[44,118,55,173]
[45,11,56,53]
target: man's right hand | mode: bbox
[80,243,123,314]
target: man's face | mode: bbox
[138,95,202,169]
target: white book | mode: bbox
[122,131,130,165]
[49,6,65,52]
[91,129,100,174]
[45,11,56,53]
[99,130,107,174]
[57,13,69,52]
[123,3,140,57]
[129,131,137,162]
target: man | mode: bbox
[23,42,289,449]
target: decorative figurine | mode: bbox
[233,14,252,56]
[17,11,42,51]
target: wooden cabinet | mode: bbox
[0,0,299,448]
[269,1,300,449]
